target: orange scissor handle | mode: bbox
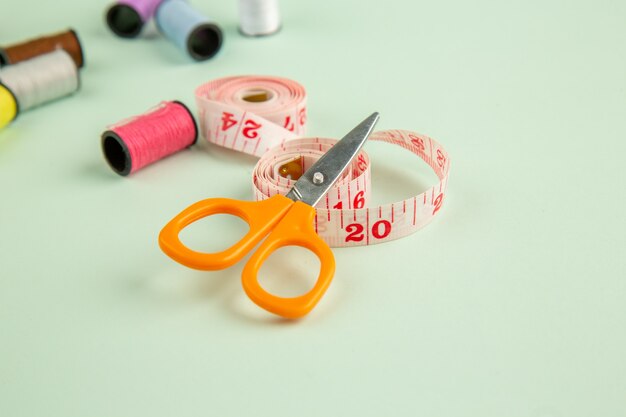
[241,201,336,319]
[159,195,293,270]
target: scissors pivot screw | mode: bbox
[312,172,325,185]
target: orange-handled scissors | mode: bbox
[159,112,379,319]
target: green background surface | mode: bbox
[1,1,625,416]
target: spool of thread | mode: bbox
[239,0,281,36]
[0,83,18,130]
[155,0,223,61]
[0,49,79,113]
[106,0,165,38]
[101,101,198,176]
[0,29,84,69]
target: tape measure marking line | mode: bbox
[232,110,246,148]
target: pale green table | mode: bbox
[1,1,625,416]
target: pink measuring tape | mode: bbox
[195,76,450,247]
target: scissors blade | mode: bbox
[286,112,379,207]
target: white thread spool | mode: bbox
[0,49,79,112]
[239,0,281,36]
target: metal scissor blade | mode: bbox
[286,112,379,207]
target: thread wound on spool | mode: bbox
[0,49,79,112]
[0,29,84,68]
[101,100,198,176]
[156,0,223,61]
[239,0,281,36]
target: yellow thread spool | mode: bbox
[0,83,18,129]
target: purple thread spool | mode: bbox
[106,0,165,38]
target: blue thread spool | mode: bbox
[155,0,223,61]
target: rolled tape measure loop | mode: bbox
[251,138,371,211]
[252,132,449,247]
[195,75,306,156]
[195,76,450,247]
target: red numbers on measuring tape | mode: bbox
[356,154,367,171]
[372,220,392,239]
[298,108,307,126]
[344,220,392,242]
[283,116,295,132]
[353,191,365,209]
[332,190,365,210]
[221,112,237,131]
[242,120,261,139]
[345,223,365,242]
[432,193,444,215]
[436,149,446,169]
[283,109,306,132]
[220,112,262,139]
[409,134,426,151]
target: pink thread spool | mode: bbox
[101,100,198,176]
